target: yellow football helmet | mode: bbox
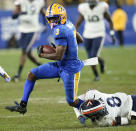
[46,3,67,25]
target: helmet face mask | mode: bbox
[46,3,67,28]
[46,15,61,24]
[46,15,61,29]
[80,100,108,120]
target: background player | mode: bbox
[12,0,46,82]
[73,89,136,126]
[5,3,84,114]
[76,0,115,81]
[0,66,10,82]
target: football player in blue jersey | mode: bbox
[5,3,84,114]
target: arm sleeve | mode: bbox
[73,107,82,118]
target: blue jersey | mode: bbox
[53,20,83,74]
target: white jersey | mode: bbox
[14,0,44,33]
[74,89,134,126]
[78,2,108,38]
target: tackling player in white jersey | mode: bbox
[76,0,115,81]
[74,89,136,126]
[12,0,45,82]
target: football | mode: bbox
[42,45,56,54]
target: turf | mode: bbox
[0,46,136,131]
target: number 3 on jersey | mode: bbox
[106,97,122,107]
[56,29,59,35]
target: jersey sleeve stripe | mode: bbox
[74,72,80,100]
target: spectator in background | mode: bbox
[112,3,127,47]
[12,0,46,82]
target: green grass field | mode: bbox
[0,46,136,131]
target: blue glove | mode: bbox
[78,116,86,126]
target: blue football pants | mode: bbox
[31,62,80,104]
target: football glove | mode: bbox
[78,115,86,126]
[37,46,43,57]
[110,30,116,45]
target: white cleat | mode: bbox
[0,66,11,82]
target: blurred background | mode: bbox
[0,0,136,49]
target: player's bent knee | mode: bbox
[27,72,37,81]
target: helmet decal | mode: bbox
[49,4,54,16]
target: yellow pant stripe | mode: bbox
[74,72,80,100]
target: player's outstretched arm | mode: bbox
[104,11,116,44]
[104,11,114,31]
[73,104,86,126]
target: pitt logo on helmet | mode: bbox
[46,3,67,25]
